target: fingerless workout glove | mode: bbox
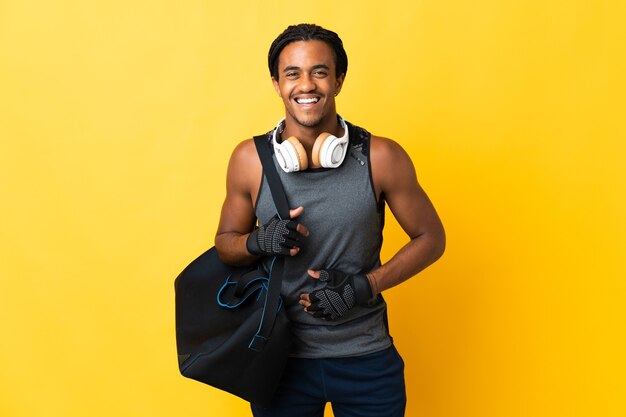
[246,215,301,256]
[309,269,374,320]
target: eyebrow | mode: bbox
[282,64,330,73]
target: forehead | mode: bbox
[277,40,336,69]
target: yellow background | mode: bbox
[1,1,624,416]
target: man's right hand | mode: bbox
[246,206,309,257]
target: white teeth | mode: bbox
[296,97,319,104]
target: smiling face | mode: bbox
[272,40,345,131]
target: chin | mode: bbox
[289,112,325,128]
[296,118,322,128]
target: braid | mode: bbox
[268,23,348,80]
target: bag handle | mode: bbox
[248,135,289,352]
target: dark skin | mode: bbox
[215,40,446,318]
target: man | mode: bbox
[215,23,445,417]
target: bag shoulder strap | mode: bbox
[249,134,289,352]
[253,135,290,220]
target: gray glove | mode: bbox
[308,269,373,320]
[246,215,302,256]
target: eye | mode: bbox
[313,70,328,77]
[286,72,298,78]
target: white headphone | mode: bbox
[271,116,350,173]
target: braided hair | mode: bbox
[268,24,348,80]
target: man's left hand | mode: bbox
[299,269,373,320]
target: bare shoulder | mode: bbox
[230,138,260,167]
[370,134,412,164]
[227,138,263,196]
[369,134,417,197]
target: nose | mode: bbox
[297,74,316,93]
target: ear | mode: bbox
[335,73,345,96]
[272,77,281,97]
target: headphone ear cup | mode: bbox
[313,132,348,168]
[284,136,308,171]
[311,132,333,168]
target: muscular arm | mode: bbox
[366,136,446,294]
[214,139,261,266]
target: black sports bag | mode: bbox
[174,135,292,407]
